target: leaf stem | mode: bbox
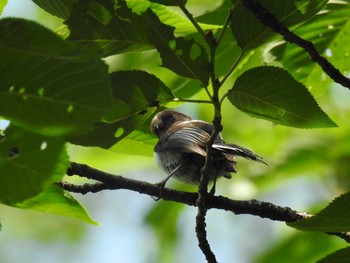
[218,51,245,105]
[174,98,213,104]
[174,0,208,43]
[216,3,237,47]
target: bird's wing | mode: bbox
[155,126,209,156]
[212,143,268,165]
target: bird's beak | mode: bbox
[150,116,160,137]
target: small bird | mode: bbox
[150,110,267,186]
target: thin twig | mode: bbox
[219,50,245,95]
[174,0,208,43]
[216,4,237,46]
[240,0,350,89]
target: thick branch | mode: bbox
[241,0,350,89]
[60,162,350,243]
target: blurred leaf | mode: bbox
[0,125,68,204]
[268,1,350,92]
[17,185,98,224]
[255,232,345,263]
[0,18,111,136]
[146,201,185,260]
[317,247,350,263]
[196,0,234,25]
[32,0,76,19]
[230,0,328,50]
[0,0,7,15]
[228,66,337,128]
[289,191,350,232]
[66,0,153,56]
[142,9,210,86]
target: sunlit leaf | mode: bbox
[110,130,156,156]
[66,0,153,56]
[289,191,350,232]
[230,0,328,50]
[268,1,350,92]
[17,185,98,224]
[0,18,111,136]
[0,0,8,15]
[0,125,68,204]
[228,66,337,128]
[142,9,210,85]
[196,0,234,25]
[126,0,220,35]
[32,0,76,19]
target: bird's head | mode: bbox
[150,110,191,137]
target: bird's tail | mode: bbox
[212,143,268,165]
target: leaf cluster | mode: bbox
[1,0,350,262]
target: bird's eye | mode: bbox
[166,113,174,119]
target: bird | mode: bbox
[150,110,267,186]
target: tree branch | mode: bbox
[240,0,350,89]
[60,162,350,243]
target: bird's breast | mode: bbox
[154,151,183,174]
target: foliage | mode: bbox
[1,0,350,262]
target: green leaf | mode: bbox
[289,191,350,232]
[168,77,202,98]
[230,0,328,50]
[110,129,157,156]
[0,0,8,15]
[256,231,344,263]
[146,201,185,260]
[66,0,153,56]
[254,231,339,263]
[68,73,172,148]
[0,125,69,205]
[214,32,242,77]
[227,66,337,128]
[317,247,350,263]
[126,0,220,35]
[68,111,154,149]
[69,70,173,149]
[17,184,98,224]
[108,70,175,121]
[142,9,210,85]
[0,18,112,136]
[32,0,76,19]
[70,71,174,150]
[269,1,350,90]
[196,0,234,25]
